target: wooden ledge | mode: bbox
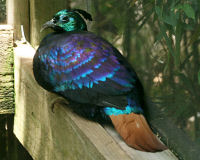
[14,42,177,160]
[0,25,13,30]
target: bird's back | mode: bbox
[33,31,143,109]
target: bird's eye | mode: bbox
[62,16,69,22]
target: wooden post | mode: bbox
[8,0,30,41]
[6,0,14,25]
[14,43,177,160]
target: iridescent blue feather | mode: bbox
[33,31,143,117]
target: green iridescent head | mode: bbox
[41,9,92,32]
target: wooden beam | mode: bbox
[14,43,177,160]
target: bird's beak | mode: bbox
[40,19,54,32]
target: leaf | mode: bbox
[198,70,200,85]
[159,23,174,57]
[175,20,182,68]
[162,11,177,26]
[175,4,195,19]
[155,6,162,19]
[182,4,195,19]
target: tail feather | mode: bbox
[109,113,167,152]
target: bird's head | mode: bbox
[41,9,92,32]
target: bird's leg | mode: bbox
[50,96,69,113]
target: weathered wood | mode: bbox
[6,0,14,25]
[8,0,30,41]
[14,43,177,160]
[0,25,14,114]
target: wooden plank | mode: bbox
[0,25,14,114]
[14,43,177,160]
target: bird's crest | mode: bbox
[72,9,92,21]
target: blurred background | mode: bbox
[92,0,200,144]
[90,0,200,146]
[0,0,6,23]
[1,0,200,159]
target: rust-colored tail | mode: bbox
[109,113,167,152]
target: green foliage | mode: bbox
[175,3,195,19]
[198,70,200,85]
[154,1,197,69]
[91,0,200,143]
[0,0,6,23]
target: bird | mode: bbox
[33,9,167,152]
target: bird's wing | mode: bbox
[37,32,141,108]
